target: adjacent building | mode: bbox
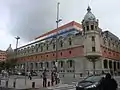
[0,50,7,62]
[7,6,120,75]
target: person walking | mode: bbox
[54,72,58,84]
[99,73,118,90]
[51,71,54,86]
[42,69,47,87]
[57,72,60,83]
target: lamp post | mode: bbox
[15,36,20,72]
[14,36,20,87]
[55,2,62,72]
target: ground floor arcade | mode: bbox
[15,57,120,75]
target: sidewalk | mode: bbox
[0,78,52,89]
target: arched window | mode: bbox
[68,38,72,45]
[53,43,55,49]
[60,61,63,68]
[108,41,110,46]
[60,40,63,47]
[46,44,49,50]
[109,61,112,69]
[87,26,89,31]
[104,60,108,69]
[27,47,30,53]
[35,44,38,52]
[41,46,43,52]
[52,61,55,65]
[32,45,34,52]
[35,63,38,69]
[69,60,73,68]
[39,62,43,68]
[24,48,26,54]
[46,62,49,68]
[30,63,33,69]
[51,61,55,68]
[91,25,94,30]
[117,62,119,69]
[114,62,116,71]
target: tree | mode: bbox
[0,59,17,72]
[0,61,6,71]
[5,59,17,70]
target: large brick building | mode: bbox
[7,6,120,75]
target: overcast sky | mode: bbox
[0,0,120,50]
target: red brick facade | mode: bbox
[0,50,7,62]
[101,45,120,60]
[18,46,84,62]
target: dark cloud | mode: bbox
[8,0,58,41]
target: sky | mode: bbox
[0,0,120,50]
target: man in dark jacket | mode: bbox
[99,73,118,90]
[42,69,47,87]
[51,71,54,86]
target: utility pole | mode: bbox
[55,2,62,71]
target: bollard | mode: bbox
[13,81,16,88]
[32,82,35,88]
[48,81,50,87]
[6,81,8,87]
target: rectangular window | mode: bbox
[91,36,95,41]
[41,46,43,52]
[91,25,94,30]
[87,26,89,31]
[92,47,96,52]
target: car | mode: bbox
[17,72,22,75]
[31,72,37,76]
[76,75,105,90]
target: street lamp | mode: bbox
[14,36,20,88]
[15,36,20,71]
[55,2,62,72]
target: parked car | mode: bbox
[21,71,38,76]
[16,72,22,75]
[31,71,37,76]
[76,75,105,90]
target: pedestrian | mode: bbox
[28,72,32,80]
[57,72,60,83]
[54,72,58,84]
[99,73,118,90]
[29,73,32,80]
[42,69,47,87]
[51,71,54,86]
